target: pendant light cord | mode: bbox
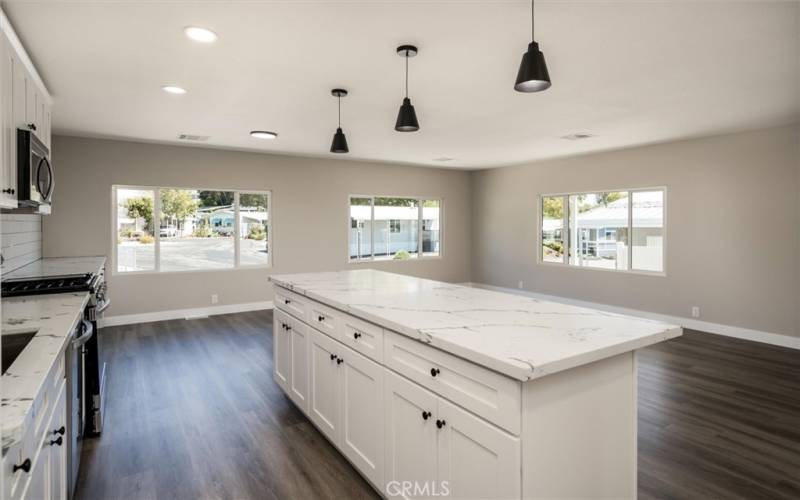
[405,54,409,98]
[531,0,535,40]
[338,95,341,127]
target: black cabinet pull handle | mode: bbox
[430,368,440,377]
[54,426,66,435]
[336,358,344,365]
[330,353,337,361]
[422,411,431,420]
[13,459,31,473]
[436,419,446,429]
[286,325,292,331]
[318,315,325,322]
[285,299,291,304]
[353,332,361,339]
[27,123,36,131]
[49,437,63,446]
[2,188,14,194]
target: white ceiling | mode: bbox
[3,1,799,169]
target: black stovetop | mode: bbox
[1,273,96,297]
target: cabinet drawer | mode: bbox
[307,300,340,341]
[340,313,384,363]
[384,332,521,435]
[274,287,307,320]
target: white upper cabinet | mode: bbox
[0,8,52,209]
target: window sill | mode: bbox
[112,264,272,277]
[536,260,666,277]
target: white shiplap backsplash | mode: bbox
[1,213,42,275]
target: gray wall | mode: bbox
[43,136,472,317]
[470,125,800,338]
[1,213,41,275]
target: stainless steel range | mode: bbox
[1,265,109,499]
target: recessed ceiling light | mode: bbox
[250,130,278,140]
[184,26,218,43]
[162,85,187,95]
[561,133,595,141]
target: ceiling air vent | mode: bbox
[178,134,210,142]
[561,133,595,141]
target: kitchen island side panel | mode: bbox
[522,351,637,499]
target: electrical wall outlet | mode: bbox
[691,306,700,318]
[518,281,524,289]
[211,294,219,305]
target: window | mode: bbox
[349,196,442,261]
[539,188,665,273]
[113,186,271,273]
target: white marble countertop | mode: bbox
[3,256,106,280]
[269,270,682,381]
[1,292,90,452]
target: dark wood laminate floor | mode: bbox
[75,310,800,500]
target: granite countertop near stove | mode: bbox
[3,256,107,280]
[1,292,91,452]
[270,270,682,381]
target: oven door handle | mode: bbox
[72,320,94,348]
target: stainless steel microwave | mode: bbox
[17,128,53,210]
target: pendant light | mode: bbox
[395,45,419,132]
[330,88,349,153]
[514,0,551,92]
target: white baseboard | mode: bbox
[462,282,800,351]
[99,301,274,328]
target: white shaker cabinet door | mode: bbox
[0,33,16,208]
[436,398,521,500]
[384,371,438,499]
[308,328,342,444]
[288,317,310,413]
[49,382,68,500]
[339,345,384,488]
[273,309,292,393]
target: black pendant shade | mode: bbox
[515,0,551,93]
[330,88,349,153]
[395,45,420,132]
[330,127,349,153]
[395,97,419,132]
[514,41,551,92]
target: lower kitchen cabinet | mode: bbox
[384,371,439,499]
[288,318,310,412]
[437,398,520,499]
[340,345,384,487]
[309,327,341,443]
[273,309,291,392]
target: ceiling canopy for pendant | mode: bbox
[395,45,420,132]
[330,88,349,153]
[515,0,551,93]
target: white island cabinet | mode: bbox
[269,270,682,499]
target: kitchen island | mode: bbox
[269,270,681,499]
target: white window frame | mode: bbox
[537,186,666,276]
[111,185,272,275]
[347,194,443,263]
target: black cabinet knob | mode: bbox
[13,458,31,473]
[422,411,431,420]
[353,332,362,339]
[49,437,63,446]
[318,315,325,322]
[430,368,440,377]
[27,123,36,131]
[436,419,446,429]
[330,353,337,361]
[285,299,291,305]
[54,426,66,435]
[2,188,14,194]
[336,358,344,365]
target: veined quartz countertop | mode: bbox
[269,270,682,381]
[3,255,107,280]
[1,292,90,452]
